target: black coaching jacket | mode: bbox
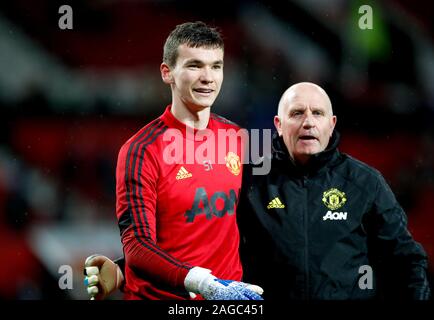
[238,131,431,300]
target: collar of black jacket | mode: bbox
[271,130,341,174]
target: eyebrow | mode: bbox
[310,106,327,114]
[288,105,327,114]
[184,59,224,65]
[288,105,306,112]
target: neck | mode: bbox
[171,101,210,130]
[291,154,311,166]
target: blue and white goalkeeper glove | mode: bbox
[184,267,264,300]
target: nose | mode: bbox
[302,113,314,129]
[199,67,213,83]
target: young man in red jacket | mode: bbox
[83,21,263,300]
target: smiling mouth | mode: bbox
[193,88,214,94]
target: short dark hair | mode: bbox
[163,21,224,67]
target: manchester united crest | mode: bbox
[225,152,241,176]
[322,188,347,210]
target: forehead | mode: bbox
[285,90,330,112]
[176,44,224,63]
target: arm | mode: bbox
[116,142,191,289]
[367,173,431,300]
[84,255,264,300]
[83,140,193,300]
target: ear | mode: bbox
[274,115,283,136]
[160,63,173,84]
[330,115,337,137]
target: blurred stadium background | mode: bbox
[0,0,432,299]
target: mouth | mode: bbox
[298,135,318,141]
[193,88,214,95]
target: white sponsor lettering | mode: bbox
[322,210,348,220]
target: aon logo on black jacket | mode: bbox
[322,210,348,220]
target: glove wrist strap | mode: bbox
[184,266,214,294]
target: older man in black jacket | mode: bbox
[83,82,430,300]
[238,82,431,300]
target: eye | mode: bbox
[212,64,223,70]
[291,111,303,117]
[313,110,324,116]
[187,64,199,69]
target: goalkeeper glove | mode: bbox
[184,267,264,300]
[83,254,124,300]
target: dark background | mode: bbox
[0,0,432,299]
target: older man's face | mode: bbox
[274,84,336,164]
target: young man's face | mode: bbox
[163,44,224,112]
[274,84,336,164]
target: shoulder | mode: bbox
[210,113,241,130]
[337,153,384,187]
[118,117,166,159]
[341,154,381,176]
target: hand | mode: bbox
[83,254,124,300]
[184,267,264,300]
